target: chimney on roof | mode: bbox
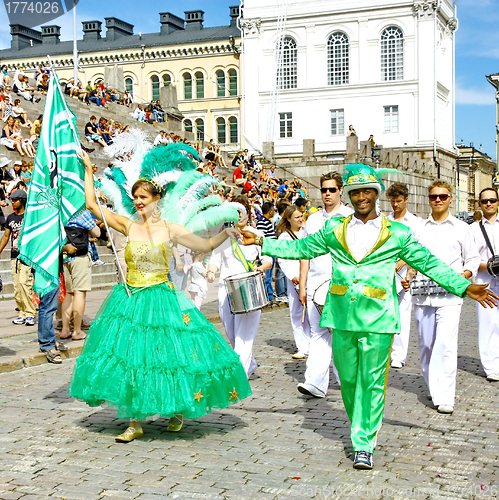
[229,6,240,27]
[105,17,134,41]
[10,24,42,50]
[159,12,185,35]
[82,20,102,41]
[184,10,204,31]
[41,25,61,44]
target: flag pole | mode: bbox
[94,184,131,298]
[47,56,131,297]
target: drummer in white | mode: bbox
[275,205,311,359]
[207,196,272,378]
[297,172,354,398]
[405,180,480,414]
[471,188,499,382]
[386,182,421,369]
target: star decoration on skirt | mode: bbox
[213,343,221,352]
[194,389,204,403]
[229,388,239,401]
[182,312,192,326]
[190,350,199,362]
[167,282,176,290]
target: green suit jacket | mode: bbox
[262,215,470,334]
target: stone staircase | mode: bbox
[0,241,119,300]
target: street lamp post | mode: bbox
[373,146,382,169]
[486,74,499,181]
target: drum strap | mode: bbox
[287,230,298,240]
[231,238,256,272]
[480,221,496,256]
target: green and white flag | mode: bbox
[18,72,86,296]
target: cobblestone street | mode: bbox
[0,298,498,500]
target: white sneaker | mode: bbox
[486,373,499,381]
[92,259,105,266]
[297,383,325,398]
[437,405,454,414]
[390,359,403,369]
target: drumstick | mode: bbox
[302,304,306,323]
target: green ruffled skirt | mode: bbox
[68,282,252,420]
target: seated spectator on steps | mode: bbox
[154,130,168,147]
[85,116,107,148]
[97,117,113,145]
[233,164,245,187]
[11,99,30,126]
[14,75,39,103]
[1,95,13,123]
[0,65,10,88]
[37,73,49,93]
[132,105,146,122]
[1,116,25,156]
[122,90,132,107]
[144,107,157,127]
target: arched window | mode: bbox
[217,117,226,144]
[229,117,238,144]
[381,27,404,81]
[195,72,204,99]
[327,32,349,86]
[163,74,171,87]
[276,36,297,90]
[195,118,205,141]
[184,119,193,133]
[216,70,225,97]
[151,75,160,101]
[125,77,133,98]
[228,69,238,96]
[183,73,192,100]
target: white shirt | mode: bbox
[187,261,208,297]
[471,217,499,286]
[387,210,422,291]
[209,227,272,285]
[154,134,168,146]
[412,213,480,306]
[277,227,305,281]
[346,215,383,262]
[303,204,354,294]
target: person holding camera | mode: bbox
[58,210,100,341]
[471,187,499,382]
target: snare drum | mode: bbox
[224,271,268,314]
[410,278,448,297]
[487,256,499,277]
[312,280,331,314]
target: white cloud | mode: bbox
[456,83,495,105]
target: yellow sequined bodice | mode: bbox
[125,240,172,287]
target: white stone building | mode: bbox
[240,0,458,156]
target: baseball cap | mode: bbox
[10,189,27,200]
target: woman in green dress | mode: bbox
[68,150,252,442]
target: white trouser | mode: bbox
[303,293,340,394]
[287,279,311,355]
[476,282,499,377]
[414,304,462,407]
[218,286,259,378]
[391,289,412,364]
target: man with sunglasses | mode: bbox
[296,171,353,397]
[409,180,480,415]
[471,188,499,382]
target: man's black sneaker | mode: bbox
[353,451,373,469]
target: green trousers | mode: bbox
[333,330,393,453]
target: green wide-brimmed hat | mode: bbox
[342,163,401,199]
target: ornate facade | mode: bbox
[0,8,242,148]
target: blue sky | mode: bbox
[0,0,497,159]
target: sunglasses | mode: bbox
[321,187,338,194]
[428,194,451,201]
[480,198,499,204]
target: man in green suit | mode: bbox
[251,164,497,469]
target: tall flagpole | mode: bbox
[73,0,78,85]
